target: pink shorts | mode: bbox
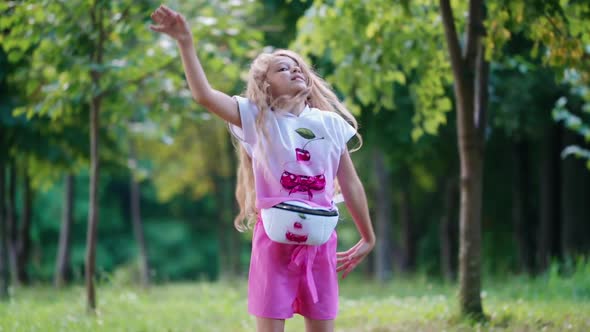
[248,220,339,320]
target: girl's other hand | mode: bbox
[336,238,375,279]
[150,5,192,43]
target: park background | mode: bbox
[1,0,589,331]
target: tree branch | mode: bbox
[475,41,489,138]
[105,7,131,39]
[439,0,465,91]
[98,59,178,98]
[464,0,483,67]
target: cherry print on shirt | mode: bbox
[294,128,325,162]
[280,171,326,200]
[279,127,327,200]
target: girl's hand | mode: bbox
[150,5,192,43]
[336,238,375,279]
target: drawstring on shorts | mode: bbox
[288,245,319,303]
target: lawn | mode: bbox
[1,270,589,331]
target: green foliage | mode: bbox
[490,59,564,140]
[486,1,590,73]
[133,0,264,202]
[1,0,590,290]
[485,0,590,172]
[255,0,313,48]
[552,96,590,170]
[25,170,221,283]
[293,0,458,141]
[144,220,218,280]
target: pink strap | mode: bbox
[289,246,319,303]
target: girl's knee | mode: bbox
[303,318,335,332]
[255,316,285,332]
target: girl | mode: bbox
[150,5,375,332]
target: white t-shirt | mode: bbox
[229,96,356,210]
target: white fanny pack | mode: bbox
[261,201,339,246]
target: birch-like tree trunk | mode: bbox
[55,174,74,287]
[129,143,150,287]
[6,164,18,286]
[16,171,33,284]
[85,0,105,312]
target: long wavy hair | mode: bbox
[233,49,362,231]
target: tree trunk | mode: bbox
[216,175,237,280]
[512,140,536,274]
[0,159,9,299]
[217,134,242,280]
[55,174,74,287]
[458,148,484,317]
[16,171,33,284]
[398,180,415,273]
[6,163,18,286]
[440,177,458,281]
[224,176,239,277]
[86,1,105,312]
[537,124,562,271]
[85,95,100,312]
[227,143,240,276]
[129,144,150,287]
[440,0,487,318]
[373,148,393,281]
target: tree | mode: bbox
[294,0,488,317]
[128,141,149,287]
[1,0,173,311]
[439,0,489,317]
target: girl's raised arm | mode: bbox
[150,5,240,127]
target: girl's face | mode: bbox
[265,55,308,99]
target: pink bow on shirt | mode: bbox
[280,171,326,200]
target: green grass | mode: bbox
[1,272,589,332]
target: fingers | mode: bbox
[149,24,165,32]
[341,263,355,279]
[159,4,176,16]
[336,241,373,279]
[151,5,176,25]
[336,240,363,265]
[336,256,356,271]
[150,9,164,23]
[336,255,359,279]
[336,247,361,273]
[336,241,361,257]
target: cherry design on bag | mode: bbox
[286,215,307,243]
[280,128,326,200]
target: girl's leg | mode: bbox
[304,318,335,332]
[256,317,285,332]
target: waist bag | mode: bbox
[261,201,339,246]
